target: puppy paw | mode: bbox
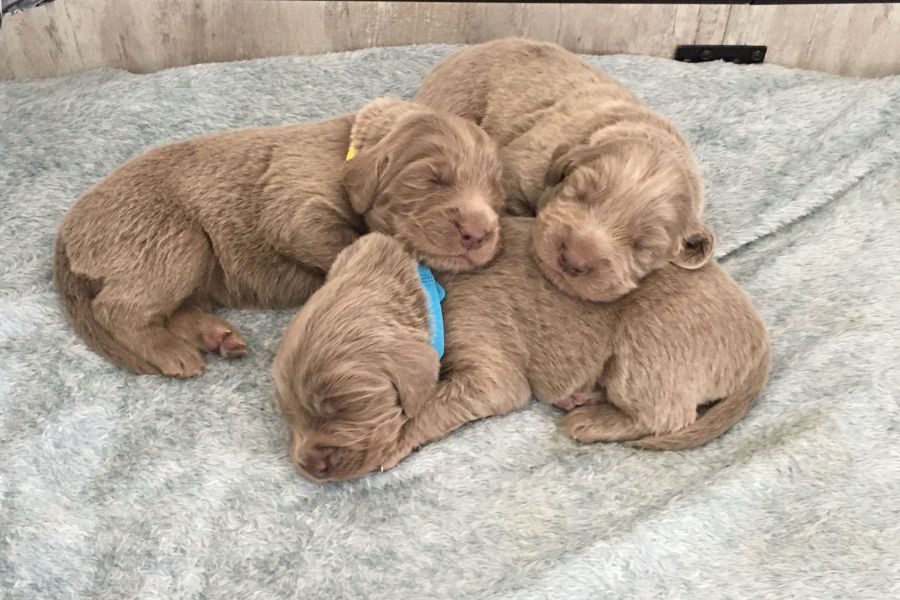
[156,342,206,379]
[561,407,599,442]
[202,325,248,358]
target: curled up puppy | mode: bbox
[273,234,442,482]
[54,98,503,377]
[417,38,714,302]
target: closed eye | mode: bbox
[316,396,341,417]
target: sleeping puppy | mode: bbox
[416,38,713,302]
[273,233,439,481]
[55,98,503,377]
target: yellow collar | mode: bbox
[345,143,357,161]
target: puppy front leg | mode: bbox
[261,194,363,272]
[383,367,531,469]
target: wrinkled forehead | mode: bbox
[295,382,400,450]
[304,358,378,396]
[396,113,494,158]
[566,167,680,229]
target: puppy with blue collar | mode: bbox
[273,233,445,482]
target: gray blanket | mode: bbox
[1,46,898,599]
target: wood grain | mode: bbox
[724,4,900,78]
[1,1,897,80]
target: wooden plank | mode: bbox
[554,4,681,56]
[673,4,731,46]
[724,4,900,78]
[1,1,897,80]
[464,3,563,44]
[345,2,468,47]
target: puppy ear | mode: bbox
[544,143,574,187]
[341,149,388,215]
[342,98,421,214]
[672,219,715,270]
[351,97,420,150]
[389,342,439,418]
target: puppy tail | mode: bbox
[54,237,158,374]
[631,348,770,451]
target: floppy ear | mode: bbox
[388,342,439,418]
[351,97,420,150]
[544,142,607,189]
[341,149,388,215]
[342,97,422,214]
[544,143,574,187]
[672,218,715,270]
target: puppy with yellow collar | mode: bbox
[55,97,502,377]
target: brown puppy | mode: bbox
[416,38,713,302]
[379,217,768,471]
[55,98,503,377]
[273,233,438,481]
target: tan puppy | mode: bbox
[416,38,713,302]
[273,233,438,481]
[55,98,503,377]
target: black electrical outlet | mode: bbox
[675,45,767,65]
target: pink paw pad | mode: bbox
[202,327,247,357]
[556,392,593,412]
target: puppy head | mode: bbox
[532,138,714,302]
[342,98,504,272]
[273,234,439,482]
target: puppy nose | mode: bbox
[558,249,590,276]
[300,453,329,478]
[456,221,489,250]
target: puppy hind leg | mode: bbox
[91,235,212,378]
[94,302,206,377]
[564,353,696,444]
[561,402,652,444]
[92,282,207,378]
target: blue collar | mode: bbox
[415,264,446,359]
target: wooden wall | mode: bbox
[1,1,898,80]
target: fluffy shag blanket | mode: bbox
[1,46,899,599]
